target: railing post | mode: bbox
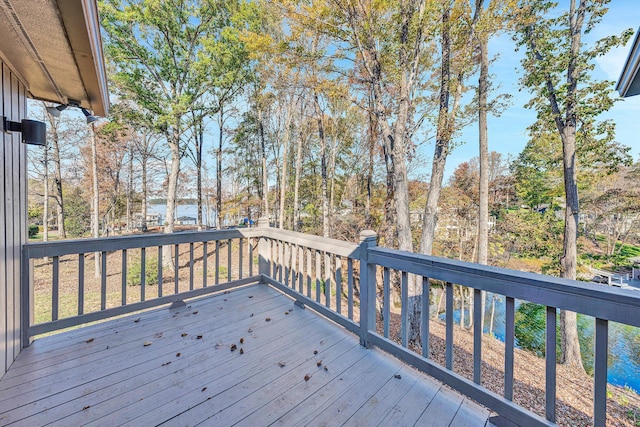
[21,245,33,347]
[358,230,377,348]
[257,217,271,279]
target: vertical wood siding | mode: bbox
[1,58,27,378]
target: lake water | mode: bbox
[442,293,640,393]
[147,204,218,227]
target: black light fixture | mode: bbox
[2,116,47,146]
[45,104,67,118]
[46,99,98,124]
[82,108,98,124]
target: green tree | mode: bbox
[516,0,633,369]
[100,0,234,236]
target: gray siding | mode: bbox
[1,58,27,378]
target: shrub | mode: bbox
[28,224,39,238]
[127,256,159,287]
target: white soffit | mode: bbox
[616,28,640,98]
[0,0,109,116]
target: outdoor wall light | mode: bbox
[47,100,98,124]
[45,104,67,118]
[82,108,98,124]
[2,116,46,146]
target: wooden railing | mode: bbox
[21,228,261,339]
[21,222,640,426]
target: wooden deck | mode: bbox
[0,284,491,426]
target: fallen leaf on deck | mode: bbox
[83,405,91,410]
[278,362,286,368]
[240,348,244,354]
[284,311,289,315]
[215,341,224,349]
[224,299,227,301]
[313,350,318,355]
[394,374,402,380]
[316,360,322,367]
[193,311,198,315]
[134,318,141,323]
[181,333,188,337]
[196,335,203,339]
[324,366,328,372]
[247,328,253,333]
[265,317,271,322]
[162,361,172,366]
[201,387,207,392]
[86,338,94,343]
[240,338,244,344]
[320,340,325,345]
[304,374,311,382]
[143,341,152,346]
[250,313,254,317]
[230,344,237,351]
[176,352,181,357]
[248,295,253,298]
[154,332,163,338]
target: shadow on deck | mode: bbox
[0,283,490,426]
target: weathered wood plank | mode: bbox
[376,374,442,426]
[414,384,464,425]
[450,397,492,427]
[0,285,275,386]
[4,296,319,425]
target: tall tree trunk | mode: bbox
[127,145,133,233]
[293,132,304,232]
[196,120,204,230]
[141,134,148,230]
[258,109,269,221]
[421,5,452,256]
[216,109,224,229]
[278,120,289,230]
[477,35,489,266]
[314,93,330,238]
[90,124,100,277]
[43,143,49,243]
[50,122,65,239]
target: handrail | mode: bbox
[368,247,640,327]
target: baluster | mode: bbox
[101,251,107,310]
[203,241,208,287]
[335,256,342,315]
[121,250,127,306]
[78,253,85,315]
[445,282,454,369]
[52,256,59,321]
[347,258,354,320]
[278,240,284,282]
[324,252,331,309]
[189,242,194,290]
[401,271,408,347]
[594,318,608,427]
[174,244,179,294]
[545,306,557,423]
[306,247,312,297]
[505,296,515,400]
[239,238,244,279]
[422,276,430,358]
[383,268,390,338]
[315,250,321,303]
[473,288,482,384]
[157,246,163,297]
[215,240,220,285]
[227,239,232,281]
[248,238,253,276]
[141,247,146,302]
[298,245,304,293]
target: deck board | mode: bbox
[0,283,490,426]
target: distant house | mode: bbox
[616,27,640,97]
[0,0,108,377]
[176,216,197,226]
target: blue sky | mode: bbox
[429,1,640,181]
